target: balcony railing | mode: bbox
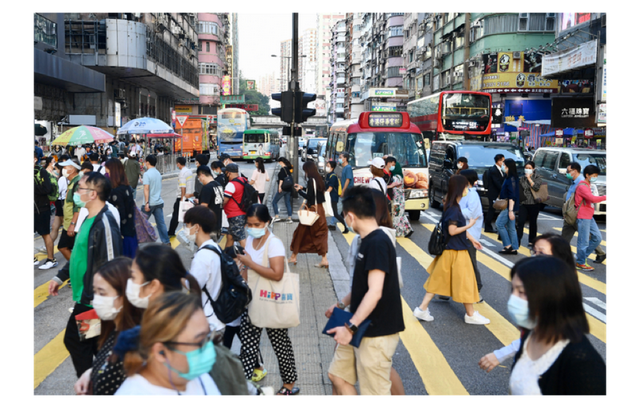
[35,14,58,48]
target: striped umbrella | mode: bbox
[51,126,115,146]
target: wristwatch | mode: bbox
[337,301,346,310]
[345,321,359,335]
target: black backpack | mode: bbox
[199,245,252,324]
[428,218,450,256]
[230,177,259,213]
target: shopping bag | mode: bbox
[298,203,319,226]
[247,236,300,329]
[134,205,158,243]
[492,198,508,211]
[178,199,194,223]
[323,191,334,217]
[531,183,549,203]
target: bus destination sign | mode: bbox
[368,112,403,128]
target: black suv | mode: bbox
[428,140,526,211]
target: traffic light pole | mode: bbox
[290,13,299,197]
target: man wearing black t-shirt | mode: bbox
[196,166,224,236]
[326,186,404,395]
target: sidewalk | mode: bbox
[238,165,350,395]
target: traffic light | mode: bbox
[271,91,294,123]
[295,92,316,123]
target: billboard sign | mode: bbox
[246,80,256,90]
[480,72,560,93]
[559,13,592,33]
[551,97,597,128]
[542,40,597,77]
[222,75,231,96]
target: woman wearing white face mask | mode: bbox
[126,244,201,310]
[74,257,144,395]
[506,256,605,395]
[517,161,542,248]
[235,204,299,395]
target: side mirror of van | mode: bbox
[558,168,567,175]
[444,158,453,169]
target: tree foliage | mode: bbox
[239,74,271,118]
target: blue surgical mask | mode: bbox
[507,294,536,329]
[524,169,533,175]
[591,176,598,183]
[164,340,217,381]
[390,165,395,171]
[246,227,267,239]
[73,192,86,208]
[346,214,356,234]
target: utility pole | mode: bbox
[289,13,300,196]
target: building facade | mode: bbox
[345,13,364,119]
[299,28,317,93]
[328,18,347,123]
[35,13,200,143]
[190,13,229,115]
[279,39,292,91]
[316,13,345,99]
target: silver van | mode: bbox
[531,147,606,215]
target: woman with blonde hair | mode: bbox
[115,291,221,395]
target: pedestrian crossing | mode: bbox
[34,212,606,394]
[339,215,606,395]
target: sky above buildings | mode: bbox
[238,13,317,85]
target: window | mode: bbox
[388,46,403,57]
[206,42,210,52]
[409,50,414,62]
[198,21,219,35]
[533,151,546,169]
[198,63,221,76]
[388,25,403,37]
[483,14,518,36]
[199,83,219,95]
[198,40,202,51]
[442,70,450,87]
[541,151,559,170]
[425,46,432,59]
[417,75,423,90]
[433,73,440,90]
[35,14,57,48]
[453,64,464,83]
[425,73,430,86]
[454,33,465,49]
[442,40,452,54]
[559,152,571,170]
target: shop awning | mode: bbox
[144,133,182,138]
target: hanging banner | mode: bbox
[542,40,598,77]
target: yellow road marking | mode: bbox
[421,223,606,344]
[525,227,606,264]
[34,281,68,308]
[399,299,469,395]
[34,330,69,389]
[35,247,60,262]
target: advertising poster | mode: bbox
[222,76,231,96]
[551,97,597,128]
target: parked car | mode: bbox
[298,140,305,158]
[531,147,606,215]
[302,137,326,162]
[429,140,526,211]
[317,141,328,176]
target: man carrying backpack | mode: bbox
[223,163,256,249]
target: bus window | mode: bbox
[347,132,427,169]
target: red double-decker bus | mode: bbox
[407,91,492,142]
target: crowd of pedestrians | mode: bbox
[35,138,605,396]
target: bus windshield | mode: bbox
[218,114,247,143]
[244,133,266,144]
[347,132,427,168]
[441,93,490,132]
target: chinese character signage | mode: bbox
[542,40,597,77]
[551,97,596,127]
[368,113,403,128]
[479,73,560,93]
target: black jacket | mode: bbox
[513,330,606,395]
[54,204,122,306]
[486,164,506,200]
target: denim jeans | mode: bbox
[576,218,602,265]
[496,209,519,250]
[142,203,170,244]
[272,190,292,217]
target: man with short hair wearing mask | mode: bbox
[48,172,122,378]
[89,153,106,175]
[211,161,227,187]
[167,156,195,238]
[219,154,247,179]
[484,154,506,234]
[57,158,83,261]
[196,166,224,238]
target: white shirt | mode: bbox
[58,176,68,201]
[509,336,570,395]
[251,169,269,194]
[115,373,220,395]
[245,234,286,266]
[496,163,504,177]
[74,203,121,232]
[369,176,387,195]
[75,147,86,161]
[177,167,195,197]
[191,239,224,331]
[92,163,106,175]
[459,187,483,241]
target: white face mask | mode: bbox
[457,163,463,169]
[92,294,122,321]
[187,225,198,243]
[524,169,533,175]
[62,168,70,179]
[125,278,151,309]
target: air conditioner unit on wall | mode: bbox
[513,51,522,59]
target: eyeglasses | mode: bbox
[529,249,545,256]
[165,330,216,352]
[76,188,95,193]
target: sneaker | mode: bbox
[413,306,434,322]
[328,225,336,231]
[251,368,267,382]
[576,263,595,271]
[272,217,282,223]
[37,246,47,253]
[477,294,484,303]
[34,256,40,266]
[465,311,490,325]
[286,218,293,224]
[594,254,606,264]
[39,259,59,270]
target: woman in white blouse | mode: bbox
[505,256,605,395]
